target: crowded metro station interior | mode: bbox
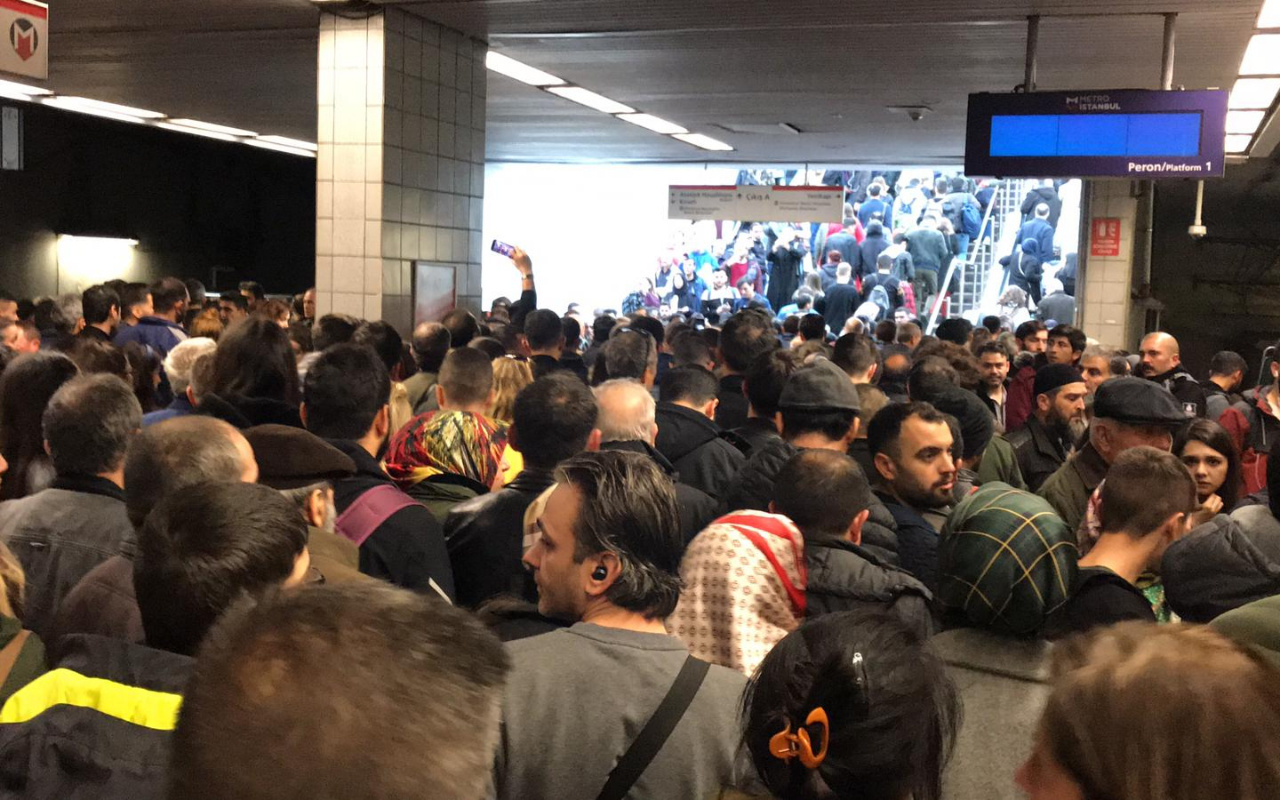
[3,1,1280,798]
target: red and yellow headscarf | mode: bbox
[385,411,508,488]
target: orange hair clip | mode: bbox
[768,707,829,769]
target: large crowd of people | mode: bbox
[624,176,1079,338]
[0,243,1273,800]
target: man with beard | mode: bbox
[976,341,1012,430]
[1138,331,1206,418]
[1006,364,1088,492]
[867,402,957,590]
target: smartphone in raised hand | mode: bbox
[491,240,516,258]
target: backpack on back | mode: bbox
[868,283,892,317]
[961,200,982,239]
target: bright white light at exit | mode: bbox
[485,52,564,87]
[617,114,687,135]
[672,132,735,151]
[1226,109,1266,134]
[1229,78,1280,109]
[1240,34,1280,75]
[57,236,138,283]
[0,79,50,101]
[545,86,634,114]
[1226,134,1253,154]
[1259,0,1280,28]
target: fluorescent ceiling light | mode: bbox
[1229,77,1280,109]
[42,96,165,119]
[41,97,148,124]
[1226,133,1253,153]
[672,132,735,151]
[155,122,239,142]
[1226,109,1266,134]
[256,135,318,152]
[1240,34,1280,75]
[485,52,564,87]
[0,79,50,100]
[1259,0,1280,28]
[617,113,687,135]
[167,118,257,138]
[244,139,318,158]
[545,86,634,114]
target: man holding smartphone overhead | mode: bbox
[492,241,538,330]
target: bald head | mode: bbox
[1139,332,1181,378]
[124,416,259,527]
[592,379,657,445]
[411,322,451,373]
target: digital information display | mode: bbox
[966,90,1227,178]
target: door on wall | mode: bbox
[414,262,456,326]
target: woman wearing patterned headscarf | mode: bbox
[385,411,508,523]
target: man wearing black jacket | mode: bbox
[1006,364,1088,492]
[302,344,454,598]
[1138,331,1206,418]
[714,310,779,431]
[655,366,746,501]
[771,449,933,637]
[445,373,601,607]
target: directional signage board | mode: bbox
[668,185,843,223]
[965,90,1228,179]
[0,0,47,81]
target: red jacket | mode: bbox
[1219,388,1279,496]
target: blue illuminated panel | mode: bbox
[990,112,1201,158]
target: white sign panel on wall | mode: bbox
[668,184,843,224]
[0,0,47,81]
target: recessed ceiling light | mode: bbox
[545,86,634,114]
[1226,109,1266,134]
[167,119,257,138]
[42,96,165,120]
[256,135,319,152]
[1240,34,1280,75]
[244,139,318,158]
[0,79,50,100]
[1226,133,1253,153]
[41,97,150,124]
[155,122,239,142]
[1229,78,1280,109]
[485,52,564,87]
[1259,0,1280,28]
[617,113,687,135]
[672,132,735,151]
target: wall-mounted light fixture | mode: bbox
[56,235,139,292]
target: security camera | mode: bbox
[1188,224,1207,239]
[907,110,926,122]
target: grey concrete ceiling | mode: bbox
[26,0,1267,164]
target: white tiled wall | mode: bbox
[1081,181,1138,349]
[316,8,486,333]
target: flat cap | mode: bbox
[777,358,860,412]
[243,424,357,490]
[1093,376,1186,427]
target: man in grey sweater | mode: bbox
[493,450,748,800]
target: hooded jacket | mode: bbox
[1162,505,1280,623]
[654,402,747,501]
[0,634,193,800]
[1220,387,1280,495]
[727,439,900,565]
[598,440,719,543]
[805,538,934,637]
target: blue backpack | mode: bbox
[868,284,892,317]
[961,200,982,239]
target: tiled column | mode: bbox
[1080,180,1139,349]
[315,8,487,333]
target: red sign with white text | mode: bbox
[1090,217,1121,257]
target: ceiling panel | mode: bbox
[19,0,1267,163]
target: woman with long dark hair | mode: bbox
[202,316,301,427]
[0,352,78,500]
[1174,418,1242,519]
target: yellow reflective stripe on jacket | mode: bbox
[0,668,182,730]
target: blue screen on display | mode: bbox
[989,113,1202,158]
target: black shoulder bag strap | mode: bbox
[594,655,711,800]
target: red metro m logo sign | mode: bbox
[0,0,47,80]
[9,17,36,60]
